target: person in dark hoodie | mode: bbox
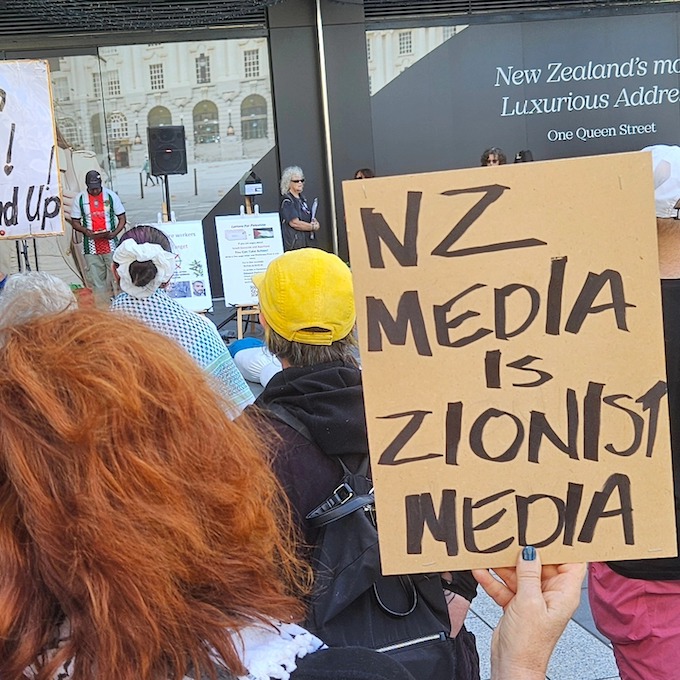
[245,248,480,679]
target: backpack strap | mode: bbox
[306,485,374,528]
[265,402,314,441]
[264,402,373,528]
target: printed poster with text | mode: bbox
[160,220,212,313]
[216,213,283,306]
[344,152,677,573]
[0,60,63,238]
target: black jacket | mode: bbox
[246,361,478,602]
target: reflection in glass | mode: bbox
[196,53,211,84]
[149,63,165,91]
[366,25,468,95]
[148,106,172,127]
[47,38,273,228]
[193,100,220,144]
[91,112,104,156]
[241,94,268,140]
[244,49,260,79]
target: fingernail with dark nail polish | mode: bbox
[522,546,536,561]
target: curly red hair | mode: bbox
[0,309,308,680]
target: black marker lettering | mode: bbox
[494,284,540,339]
[578,473,633,545]
[433,184,547,258]
[377,410,441,466]
[405,490,458,555]
[366,291,432,356]
[545,256,568,335]
[361,191,421,268]
[565,270,636,334]
[434,283,492,348]
[470,409,524,462]
[463,488,515,553]
[528,389,579,462]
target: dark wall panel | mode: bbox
[321,1,375,260]
[268,3,331,251]
[371,10,680,172]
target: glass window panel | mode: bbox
[148,106,172,127]
[46,38,274,231]
[398,31,412,55]
[92,72,101,98]
[241,94,268,140]
[367,25,468,94]
[107,70,121,96]
[244,49,260,79]
[149,63,164,91]
[193,100,220,144]
[196,53,211,84]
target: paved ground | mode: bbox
[107,156,268,226]
[467,582,620,680]
[209,302,621,680]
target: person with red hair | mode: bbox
[0,306,586,680]
[0,308,322,680]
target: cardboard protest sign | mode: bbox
[216,212,283,305]
[0,60,63,238]
[343,152,677,573]
[160,220,212,312]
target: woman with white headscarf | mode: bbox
[110,225,254,416]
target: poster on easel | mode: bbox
[215,212,283,306]
[159,220,212,312]
[0,60,63,239]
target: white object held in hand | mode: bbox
[310,197,318,240]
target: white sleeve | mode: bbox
[232,346,282,386]
[70,192,84,220]
[110,191,125,215]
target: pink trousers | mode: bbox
[589,562,680,680]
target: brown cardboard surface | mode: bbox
[343,152,677,573]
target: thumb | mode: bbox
[515,545,542,599]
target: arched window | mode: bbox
[58,117,81,148]
[108,112,128,140]
[148,106,172,128]
[193,100,219,144]
[240,94,268,140]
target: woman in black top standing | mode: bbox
[279,166,320,250]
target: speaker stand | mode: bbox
[162,175,172,220]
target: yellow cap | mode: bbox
[252,249,355,346]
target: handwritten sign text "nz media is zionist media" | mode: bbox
[343,152,677,573]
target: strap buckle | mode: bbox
[330,482,354,507]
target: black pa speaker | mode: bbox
[147,126,187,175]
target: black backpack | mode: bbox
[267,404,457,680]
